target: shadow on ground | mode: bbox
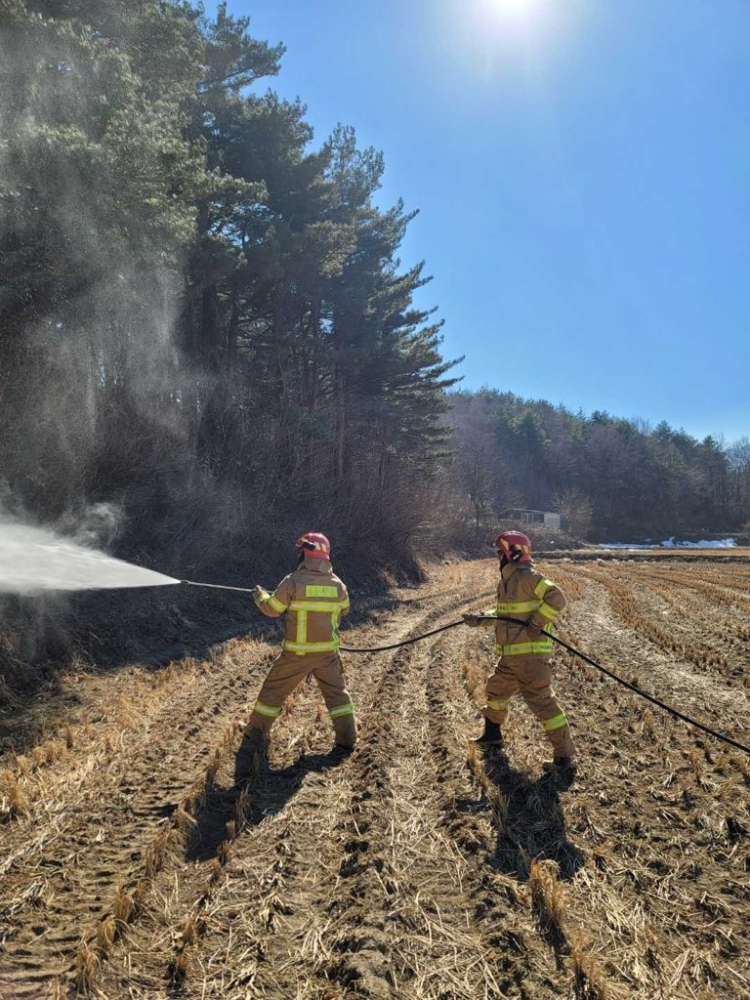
[186,745,350,862]
[479,748,585,882]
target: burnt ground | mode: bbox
[0,558,748,999]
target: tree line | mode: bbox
[447,391,750,544]
[0,0,458,580]
[1,0,747,586]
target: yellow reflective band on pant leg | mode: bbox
[487,699,510,711]
[543,713,569,731]
[254,700,283,718]
[329,702,355,719]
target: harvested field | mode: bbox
[1,557,749,999]
[540,547,750,563]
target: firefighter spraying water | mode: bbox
[2,517,746,777]
[235,532,356,780]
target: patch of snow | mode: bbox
[597,542,653,549]
[598,538,737,550]
[660,537,736,548]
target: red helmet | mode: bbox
[494,530,532,565]
[296,532,331,560]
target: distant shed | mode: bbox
[501,509,562,530]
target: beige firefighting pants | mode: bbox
[484,655,575,758]
[244,651,357,747]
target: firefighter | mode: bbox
[463,530,576,782]
[239,532,356,758]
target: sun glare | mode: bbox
[485,0,542,18]
[481,0,559,36]
[470,0,565,64]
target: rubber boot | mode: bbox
[473,718,503,746]
[332,713,357,752]
[234,727,267,786]
[542,756,577,786]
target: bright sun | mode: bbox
[478,0,551,38]
[484,0,544,20]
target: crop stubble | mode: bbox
[0,559,748,999]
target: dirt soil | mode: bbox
[0,558,749,999]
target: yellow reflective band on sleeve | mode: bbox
[254,700,282,718]
[534,578,554,599]
[329,702,355,719]
[266,594,288,613]
[537,603,559,621]
[496,601,540,614]
[282,639,340,654]
[487,698,510,711]
[289,600,348,612]
[542,713,569,731]
[306,585,339,598]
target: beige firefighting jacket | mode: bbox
[254,557,350,655]
[480,562,566,658]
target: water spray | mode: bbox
[1,521,747,758]
[0,520,179,594]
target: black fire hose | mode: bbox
[339,620,466,653]
[179,581,749,756]
[343,614,750,757]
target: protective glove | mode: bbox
[251,584,265,602]
[526,622,543,641]
[462,614,481,627]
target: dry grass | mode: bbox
[0,773,29,822]
[73,940,100,996]
[529,859,566,947]
[1,558,749,999]
[570,934,612,1000]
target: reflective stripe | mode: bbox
[266,594,288,613]
[306,585,339,598]
[289,600,347,612]
[254,700,282,718]
[329,702,355,719]
[341,600,350,612]
[296,609,307,646]
[496,601,540,614]
[487,698,510,711]
[537,603,559,621]
[496,641,554,656]
[282,639,340,653]
[542,713,569,731]
[534,578,554,599]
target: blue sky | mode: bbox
[208,0,749,443]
